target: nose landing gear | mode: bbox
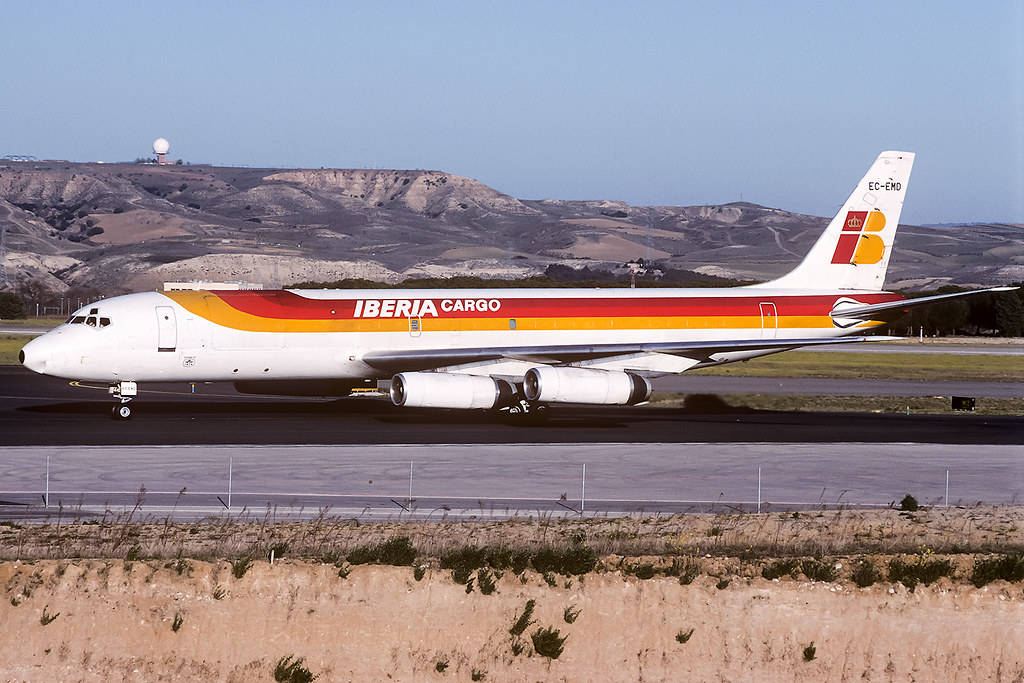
[109,381,138,420]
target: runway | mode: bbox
[0,367,1021,446]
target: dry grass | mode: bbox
[2,505,1020,564]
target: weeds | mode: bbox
[212,585,227,600]
[970,554,1024,587]
[40,606,60,625]
[851,559,881,588]
[435,658,449,673]
[803,641,816,662]
[801,558,837,582]
[171,612,184,632]
[471,668,486,681]
[510,639,525,656]
[668,557,701,585]
[477,569,497,595]
[531,626,567,659]
[633,563,655,579]
[888,553,954,591]
[675,628,694,644]
[563,605,581,624]
[274,655,318,683]
[509,599,536,637]
[716,578,730,590]
[347,536,416,566]
[231,556,254,579]
[413,565,426,581]
[762,559,799,580]
[542,572,558,587]
[10,595,22,607]
[124,544,143,561]
[531,544,597,576]
[336,564,351,579]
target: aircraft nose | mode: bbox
[20,337,51,374]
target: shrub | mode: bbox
[970,555,1024,587]
[336,564,351,579]
[471,668,486,681]
[531,545,597,576]
[563,606,581,624]
[413,565,426,581]
[435,658,448,673]
[269,542,289,560]
[899,494,919,512]
[274,655,318,683]
[675,628,694,644]
[803,641,816,662]
[531,626,567,659]
[477,569,496,595]
[212,585,227,600]
[348,536,417,566]
[440,545,487,584]
[762,559,800,580]
[171,612,184,632]
[509,599,536,637]
[709,526,723,537]
[542,572,558,587]
[888,556,954,590]
[715,578,730,590]
[801,558,837,582]
[851,559,882,588]
[231,556,254,579]
[124,544,143,561]
[633,563,655,580]
[668,557,701,585]
[510,639,525,656]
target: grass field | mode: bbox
[692,350,1024,382]
[648,392,1022,415]
[0,317,65,328]
[0,336,29,364]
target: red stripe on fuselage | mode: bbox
[208,290,904,320]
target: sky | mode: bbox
[2,1,1021,224]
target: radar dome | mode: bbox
[153,138,170,155]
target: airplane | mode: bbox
[18,151,1017,420]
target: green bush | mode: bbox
[899,494,919,512]
[762,559,799,580]
[231,556,254,579]
[477,569,497,595]
[802,641,816,662]
[633,563,655,580]
[563,606,581,624]
[531,626,567,659]
[888,556,954,590]
[440,545,488,583]
[347,536,416,566]
[509,599,536,637]
[675,628,694,644]
[531,545,597,576]
[970,555,1024,587]
[274,655,318,683]
[667,557,701,585]
[851,559,882,588]
[801,558,837,582]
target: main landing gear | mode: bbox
[503,399,549,423]
[109,380,137,420]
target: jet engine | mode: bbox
[390,372,516,409]
[523,366,652,405]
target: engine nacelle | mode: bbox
[390,372,515,409]
[523,366,652,405]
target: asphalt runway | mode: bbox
[0,367,1021,446]
[1,443,1020,522]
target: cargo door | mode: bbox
[759,302,778,339]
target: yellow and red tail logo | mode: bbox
[831,210,886,265]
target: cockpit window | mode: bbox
[86,316,98,327]
[99,317,111,327]
[89,308,99,315]
[71,316,87,324]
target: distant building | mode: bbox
[163,281,264,291]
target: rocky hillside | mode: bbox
[0,161,1020,293]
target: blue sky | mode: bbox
[2,1,1021,223]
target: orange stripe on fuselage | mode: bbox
[162,291,859,333]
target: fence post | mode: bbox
[45,455,50,508]
[757,467,761,514]
[581,463,586,516]
[945,469,949,507]
[408,461,414,509]
[227,456,233,509]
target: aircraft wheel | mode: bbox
[111,404,132,420]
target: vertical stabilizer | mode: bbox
[753,151,915,291]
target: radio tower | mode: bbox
[0,226,9,289]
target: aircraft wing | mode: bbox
[361,335,896,373]
[832,286,1019,321]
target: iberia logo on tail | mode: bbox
[831,209,886,265]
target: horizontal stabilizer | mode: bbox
[831,286,1019,321]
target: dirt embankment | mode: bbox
[1,558,1022,682]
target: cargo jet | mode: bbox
[19,151,1015,419]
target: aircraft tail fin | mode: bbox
[753,151,915,291]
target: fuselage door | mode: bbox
[759,302,778,339]
[156,306,177,352]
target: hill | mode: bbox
[1,161,1021,293]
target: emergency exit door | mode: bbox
[759,302,778,339]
